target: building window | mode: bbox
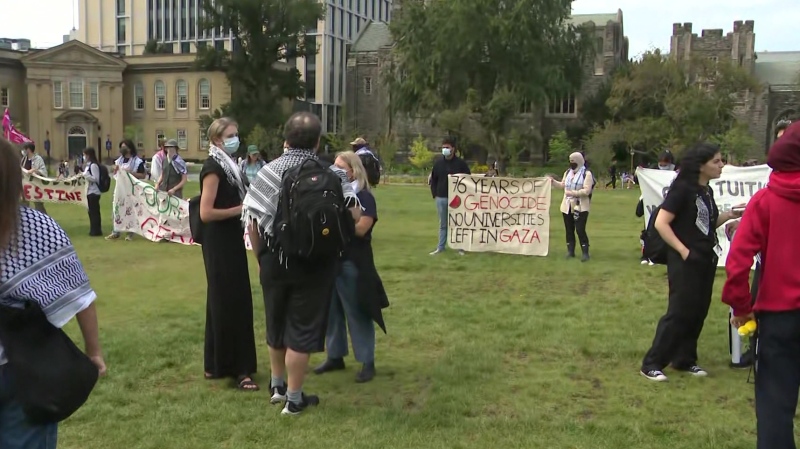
[177,129,187,149]
[214,40,224,51]
[156,129,165,148]
[198,79,210,109]
[89,82,99,109]
[69,81,84,109]
[176,80,188,110]
[134,82,144,110]
[547,93,577,116]
[363,77,373,95]
[0,88,8,108]
[117,18,126,43]
[53,81,63,109]
[181,42,191,53]
[116,0,125,14]
[117,46,127,55]
[596,37,603,54]
[154,80,166,110]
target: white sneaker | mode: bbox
[640,259,648,265]
[429,249,444,255]
[648,261,655,266]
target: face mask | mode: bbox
[283,148,289,154]
[222,136,240,154]
[658,164,672,170]
[349,179,360,194]
[569,162,578,170]
[121,147,129,155]
[442,148,452,157]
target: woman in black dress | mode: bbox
[198,117,259,391]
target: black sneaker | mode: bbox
[679,365,708,377]
[355,363,375,383]
[313,358,346,375]
[269,383,287,404]
[640,369,668,382]
[281,393,320,416]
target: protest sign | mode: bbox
[636,164,771,266]
[447,175,551,256]
[113,172,253,249]
[22,172,88,207]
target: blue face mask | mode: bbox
[222,136,240,154]
[442,148,452,157]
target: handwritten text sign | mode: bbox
[637,164,771,267]
[447,175,551,256]
[22,172,88,207]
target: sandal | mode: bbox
[236,375,260,392]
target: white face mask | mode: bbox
[283,148,289,154]
[442,148,452,157]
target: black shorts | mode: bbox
[260,254,339,353]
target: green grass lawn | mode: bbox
[51,183,763,449]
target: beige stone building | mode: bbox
[0,39,229,161]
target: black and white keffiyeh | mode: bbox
[209,145,247,200]
[242,149,359,236]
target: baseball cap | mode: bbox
[247,145,259,155]
[349,137,367,146]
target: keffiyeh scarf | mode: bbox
[242,149,359,236]
[115,155,143,172]
[564,166,587,194]
[209,145,247,200]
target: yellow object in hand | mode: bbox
[738,320,757,337]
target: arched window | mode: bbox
[68,126,86,135]
[176,79,188,110]
[134,82,144,110]
[198,79,210,110]
[154,80,166,110]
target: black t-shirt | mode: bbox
[661,182,719,254]
[356,190,378,241]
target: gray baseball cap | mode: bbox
[163,139,179,148]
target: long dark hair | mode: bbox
[673,142,721,190]
[83,147,99,164]
[0,137,22,250]
[119,139,137,156]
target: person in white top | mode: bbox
[20,142,48,214]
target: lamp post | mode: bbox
[629,147,635,177]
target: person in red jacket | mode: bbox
[722,121,800,449]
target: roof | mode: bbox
[568,13,618,26]
[755,51,800,85]
[351,21,392,53]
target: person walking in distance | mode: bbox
[428,138,470,255]
[19,142,48,214]
[605,160,617,189]
[244,112,361,415]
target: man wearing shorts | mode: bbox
[243,112,361,415]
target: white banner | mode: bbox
[113,172,252,249]
[636,165,771,266]
[447,175,551,256]
[22,172,88,207]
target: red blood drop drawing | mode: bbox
[449,196,461,208]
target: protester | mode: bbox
[605,160,617,189]
[722,122,800,449]
[640,142,743,382]
[551,152,595,262]
[428,138,470,255]
[155,139,188,199]
[19,142,48,214]
[82,148,104,237]
[240,145,266,184]
[150,139,166,182]
[775,119,791,141]
[198,117,258,392]
[107,140,146,241]
[350,137,382,187]
[314,151,388,383]
[243,112,361,415]
[0,136,106,448]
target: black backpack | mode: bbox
[274,158,353,260]
[643,205,668,264]
[359,151,381,187]
[97,164,111,193]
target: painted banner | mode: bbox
[636,164,771,267]
[113,171,253,249]
[447,175,551,256]
[22,172,88,207]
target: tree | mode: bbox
[586,51,761,164]
[143,40,173,54]
[197,0,324,137]
[547,130,572,166]
[387,0,593,174]
[246,124,284,160]
[408,135,434,171]
[711,124,756,163]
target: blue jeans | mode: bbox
[435,197,448,251]
[0,365,58,449]
[326,260,375,364]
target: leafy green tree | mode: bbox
[408,135,434,171]
[246,124,284,160]
[547,130,572,166]
[387,0,593,173]
[197,0,324,137]
[711,124,756,164]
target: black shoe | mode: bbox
[313,358,345,375]
[281,393,320,416]
[269,383,287,404]
[581,245,590,262]
[355,363,376,383]
[566,243,576,259]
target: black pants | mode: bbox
[642,249,717,371]
[605,176,617,189]
[755,310,800,449]
[562,212,589,247]
[87,194,103,236]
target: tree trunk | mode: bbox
[497,157,508,176]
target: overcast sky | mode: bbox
[4,0,800,57]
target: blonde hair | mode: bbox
[335,150,370,192]
[206,117,238,148]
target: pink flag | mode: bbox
[2,108,32,144]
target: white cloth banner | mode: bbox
[447,175,551,256]
[113,172,252,249]
[636,165,771,266]
[22,172,88,207]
